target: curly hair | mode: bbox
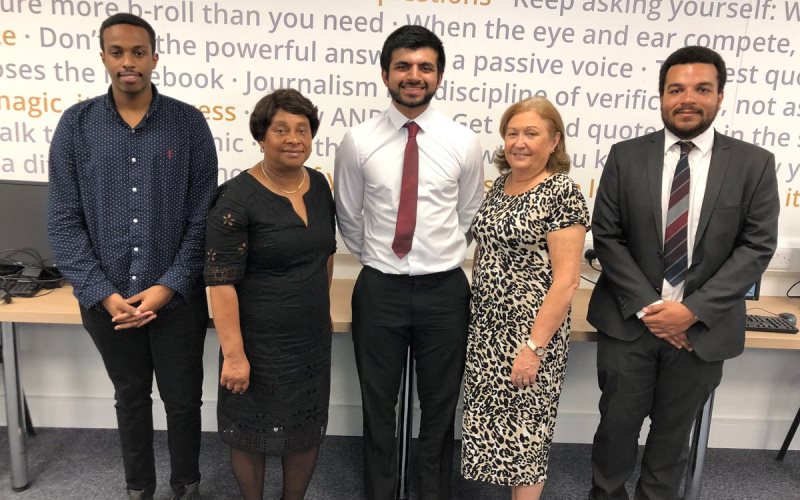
[99,13,156,52]
[659,46,726,96]
[249,89,320,141]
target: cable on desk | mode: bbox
[0,248,64,298]
[0,248,49,269]
[787,280,799,299]
[746,306,782,316]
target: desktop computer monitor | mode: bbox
[0,180,54,271]
[744,280,760,301]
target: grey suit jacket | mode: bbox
[587,130,779,361]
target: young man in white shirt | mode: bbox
[334,25,484,500]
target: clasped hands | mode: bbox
[101,285,175,330]
[641,301,697,351]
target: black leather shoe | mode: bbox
[170,480,201,500]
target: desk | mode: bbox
[2,284,799,496]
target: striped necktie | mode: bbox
[663,141,694,286]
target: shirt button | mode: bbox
[131,276,137,281]
[133,218,138,223]
[131,157,137,163]
[132,187,138,193]
[133,247,139,252]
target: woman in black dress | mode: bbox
[204,89,335,499]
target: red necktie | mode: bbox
[392,122,420,258]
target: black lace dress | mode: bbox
[204,167,335,455]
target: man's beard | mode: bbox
[662,106,716,140]
[388,85,436,110]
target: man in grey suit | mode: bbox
[587,46,779,500]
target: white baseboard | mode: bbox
[6,395,366,436]
[550,412,799,450]
[3,395,796,451]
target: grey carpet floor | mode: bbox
[0,428,798,499]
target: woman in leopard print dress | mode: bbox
[461,97,589,498]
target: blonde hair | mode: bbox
[494,96,570,175]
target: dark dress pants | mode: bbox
[81,292,208,497]
[589,331,723,500]
[352,266,470,500]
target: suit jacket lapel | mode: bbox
[694,132,731,249]
[647,132,665,247]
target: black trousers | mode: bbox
[352,266,470,500]
[81,292,208,497]
[589,331,723,500]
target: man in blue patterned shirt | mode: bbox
[47,13,217,500]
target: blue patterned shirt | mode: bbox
[48,85,218,309]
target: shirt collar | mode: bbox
[386,103,435,133]
[104,84,162,118]
[664,126,715,156]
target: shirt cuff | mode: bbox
[636,299,663,319]
[76,281,119,311]
[157,270,192,301]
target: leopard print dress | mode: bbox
[461,172,589,485]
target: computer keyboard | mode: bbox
[746,314,798,334]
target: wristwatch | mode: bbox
[526,339,546,357]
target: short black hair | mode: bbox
[380,25,445,75]
[659,46,726,95]
[99,13,157,52]
[249,89,320,141]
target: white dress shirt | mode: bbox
[638,126,715,317]
[334,104,485,275]
[660,126,714,302]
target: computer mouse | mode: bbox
[778,312,797,326]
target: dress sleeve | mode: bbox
[545,175,591,233]
[204,183,250,286]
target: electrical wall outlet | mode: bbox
[769,248,792,270]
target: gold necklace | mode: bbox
[260,160,306,194]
